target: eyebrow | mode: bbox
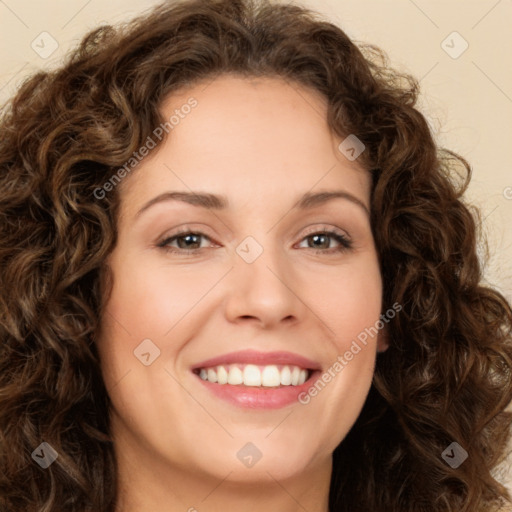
[135,189,370,218]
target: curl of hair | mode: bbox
[1,1,511,511]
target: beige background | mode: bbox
[1,0,511,496]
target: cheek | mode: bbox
[105,258,213,338]
[299,254,381,390]
[96,255,223,390]
[303,256,382,347]
[292,258,382,454]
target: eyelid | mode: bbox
[299,224,349,238]
[156,223,350,243]
[156,226,217,250]
[156,223,217,243]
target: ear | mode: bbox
[377,325,390,353]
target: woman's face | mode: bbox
[97,74,386,487]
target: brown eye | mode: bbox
[157,230,214,254]
[298,230,352,254]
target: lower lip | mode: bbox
[193,371,320,409]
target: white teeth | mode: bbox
[227,366,243,385]
[243,364,261,386]
[217,365,228,384]
[291,366,301,385]
[197,364,311,388]
[261,365,280,387]
[280,366,292,385]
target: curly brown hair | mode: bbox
[1,0,511,511]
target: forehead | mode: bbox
[118,74,370,215]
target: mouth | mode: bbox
[192,363,313,388]
[190,350,321,409]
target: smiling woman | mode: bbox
[0,1,511,512]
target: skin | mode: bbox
[96,74,388,512]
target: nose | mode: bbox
[223,240,306,329]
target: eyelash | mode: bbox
[156,226,353,256]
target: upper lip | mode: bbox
[191,349,321,371]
